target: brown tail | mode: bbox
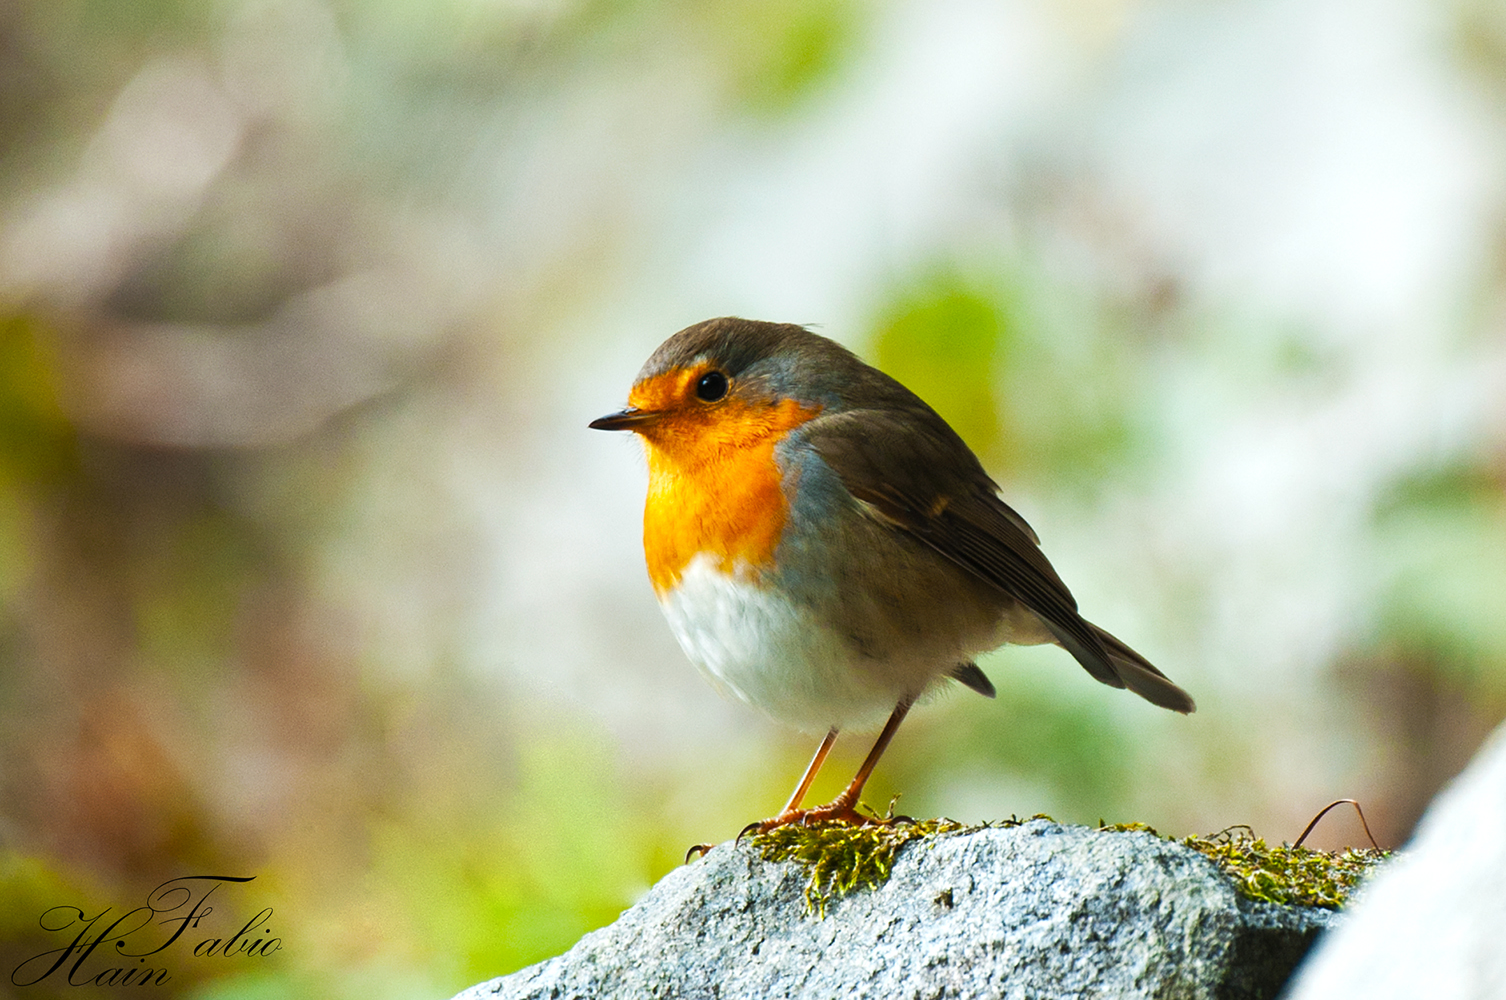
[1089,623,1196,714]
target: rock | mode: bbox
[1285,723,1506,1000]
[452,820,1334,1000]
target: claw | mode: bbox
[738,798,894,837]
[685,843,715,863]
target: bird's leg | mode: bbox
[780,727,839,815]
[732,729,837,842]
[691,729,840,861]
[807,699,910,820]
[742,700,913,835]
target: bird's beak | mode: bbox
[589,407,661,431]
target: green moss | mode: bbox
[1100,821,1389,908]
[1097,820,1158,835]
[747,818,966,914]
[748,816,1389,916]
[747,814,1055,915]
[1179,826,1390,909]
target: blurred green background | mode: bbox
[2,0,1504,997]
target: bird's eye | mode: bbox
[695,370,729,402]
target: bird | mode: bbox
[590,317,1194,833]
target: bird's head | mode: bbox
[589,317,848,465]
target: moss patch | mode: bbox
[747,814,1057,915]
[748,818,973,914]
[1179,826,1390,909]
[747,816,1390,916]
[1099,821,1390,909]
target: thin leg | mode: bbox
[826,700,911,812]
[781,727,838,814]
[693,730,840,862]
[741,699,915,835]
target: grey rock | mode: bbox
[452,820,1334,1000]
[1285,722,1506,1000]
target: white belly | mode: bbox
[659,553,941,732]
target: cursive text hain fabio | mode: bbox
[11,874,281,988]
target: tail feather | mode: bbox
[1090,624,1196,714]
[1034,609,1197,714]
[951,661,997,698]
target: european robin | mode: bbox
[591,317,1194,833]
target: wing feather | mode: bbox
[804,406,1191,711]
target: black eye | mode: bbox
[695,370,728,402]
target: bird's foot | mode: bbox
[737,795,901,839]
[685,802,887,862]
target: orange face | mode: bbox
[624,363,822,595]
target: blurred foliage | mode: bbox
[0,851,117,1000]
[686,0,864,114]
[0,710,681,999]
[60,0,217,40]
[0,315,76,488]
[1372,462,1506,680]
[364,725,671,984]
[0,850,105,945]
[868,265,1144,495]
[879,645,1139,826]
[1454,0,1506,102]
[872,274,1005,455]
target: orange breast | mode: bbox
[634,393,822,596]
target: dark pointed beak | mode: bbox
[589,407,660,431]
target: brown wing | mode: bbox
[806,406,1194,713]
